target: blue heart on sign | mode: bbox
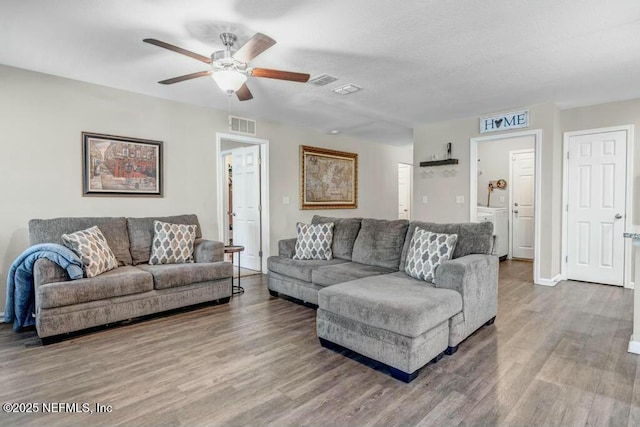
[494,118,503,128]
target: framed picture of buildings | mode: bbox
[300,145,358,209]
[82,132,163,197]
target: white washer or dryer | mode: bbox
[476,207,509,259]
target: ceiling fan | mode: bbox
[143,32,310,101]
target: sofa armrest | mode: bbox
[434,254,498,341]
[33,258,71,287]
[489,235,498,255]
[194,239,224,263]
[278,238,297,258]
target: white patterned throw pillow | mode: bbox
[405,228,458,282]
[293,222,334,260]
[149,221,197,265]
[62,226,119,278]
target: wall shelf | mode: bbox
[419,159,459,167]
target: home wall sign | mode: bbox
[480,110,529,134]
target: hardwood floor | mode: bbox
[0,260,637,426]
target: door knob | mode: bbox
[615,213,623,219]
[513,210,519,214]
[514,203,518,206]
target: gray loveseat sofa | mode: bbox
[268,215,498,382]
[29,214,232,340]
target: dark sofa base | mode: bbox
[319,337,444,383]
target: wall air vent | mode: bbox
[229,115,256,135]
[308,74,339,86]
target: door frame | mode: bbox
[220,150,233,246]
[561,125,634,288]
[398,162,413,220]
[508,148,535,260]
[216,132,270,273]
[470,129,542,285]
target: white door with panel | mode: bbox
[511,150,535,259]
[398,164,412,220]
[567,130,627,286]
[231,145,261,271]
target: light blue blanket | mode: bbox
[4,243,83,331]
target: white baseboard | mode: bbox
[0,312,4,319]
[536,274,562,287]
[629,336,640,354]
[625,281,635,290]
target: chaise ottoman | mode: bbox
[316,272,462,382]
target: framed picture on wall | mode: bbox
[82,132,163,197]
[300,145,358,209]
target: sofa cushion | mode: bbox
[37,266,153,309]
[404,229,458,282]
[29,217,132,266]
[293,222,334,260]
[62,226,119,278]
[311,216,362,260]
[137,262,232,290]
[351,218,409,270]
[127,214,202,265]
[267,256,349,283]
[400,221,493,271]
[312,262,395,287]
[318,272,462,338]
[149,221,197,265]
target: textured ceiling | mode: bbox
[2,0,640,146]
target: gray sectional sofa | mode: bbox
[268,215,498,382]
[29,214,232,340]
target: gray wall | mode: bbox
[414,99,640,282]
[414,103,562,280]
[0,65,412,311]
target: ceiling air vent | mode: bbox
[229,115,256,135]
[332,83,362,95]
[308,73,338,86]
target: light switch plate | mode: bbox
[499,196,505,203]
[456,196,464,204]
[283,196,290,205]
[422,196,428,204]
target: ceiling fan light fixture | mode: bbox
[211,70,247,93]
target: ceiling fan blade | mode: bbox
[236,83,254,101]
[233,33,276,63]
[143,38,211,64]
[158,71,212,85]
[250,68,310,83]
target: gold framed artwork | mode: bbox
[82,132,163,197]
[300,145,358,209]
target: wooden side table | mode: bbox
[224,245,245,295]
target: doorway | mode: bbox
[398,163,412,220]
[216,133,269,273]
[562,126,634,287]
[470,130,542,284]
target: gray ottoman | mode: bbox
[316,272,462,382]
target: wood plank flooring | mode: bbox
[0,260,638,426]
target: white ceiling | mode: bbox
[2,0,640,146]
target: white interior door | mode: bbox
[511,150,535,259]
[567,130,627,286]
[398,164,412,220]
[231,145,261,271]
